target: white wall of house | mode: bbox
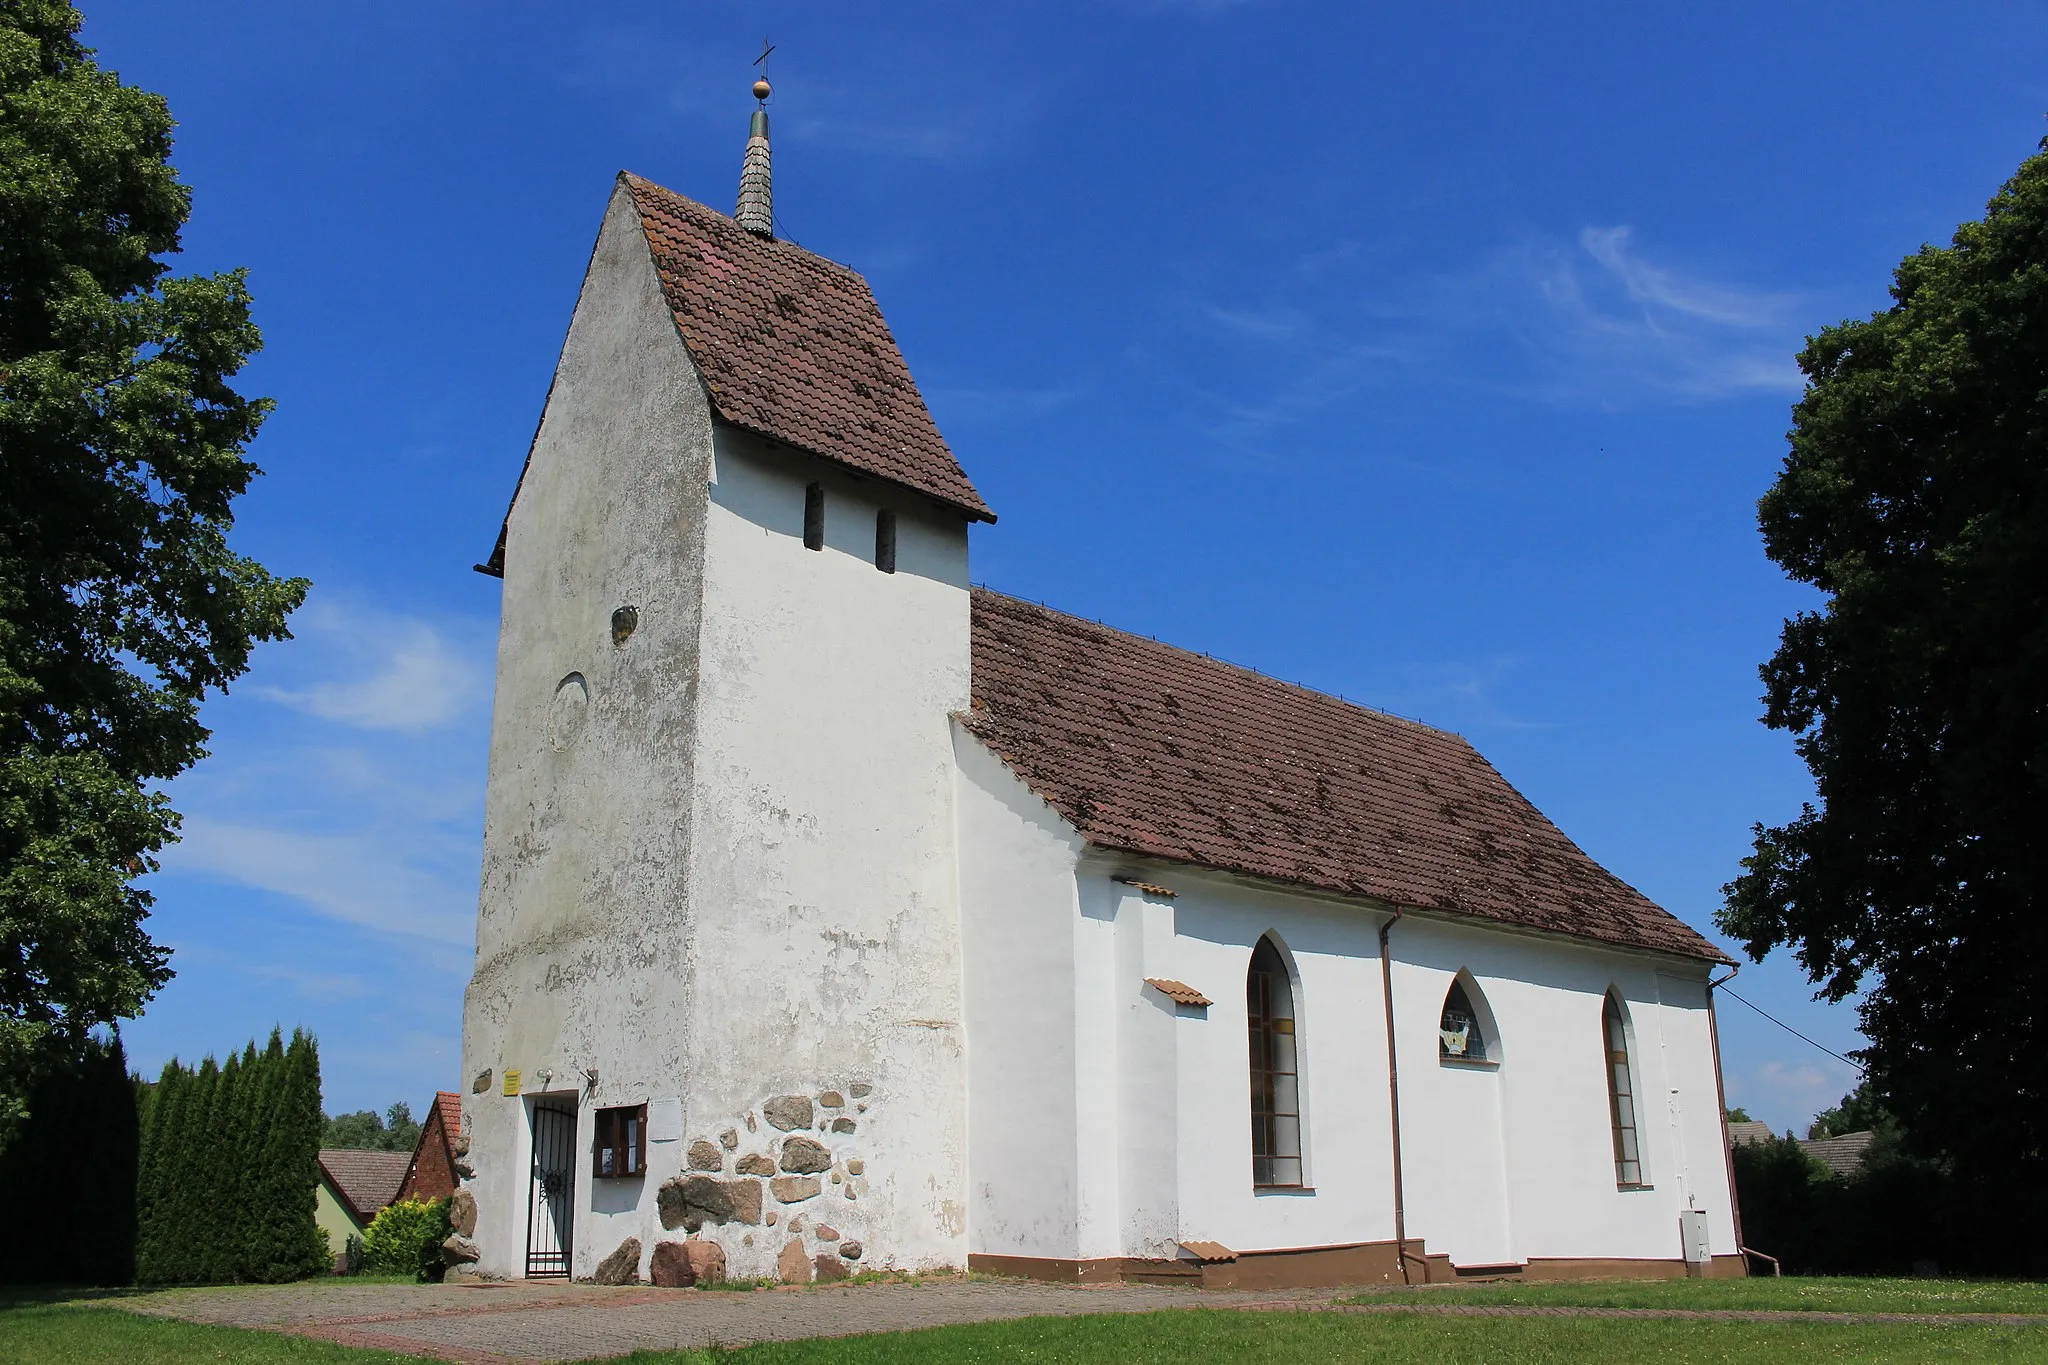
[463,181,978,1280]
[462,181,717,1282]
[1391,916,1736,1268]
[953,731,1088,1260]
[951,755,1740,1272]
[1149,868,1403,1258]
[677,428,975,1276]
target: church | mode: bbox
[458,80,1746,1289]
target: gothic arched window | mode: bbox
[1247,935,1302,1188]
[1439,978,1489,1062]
[1603,992,1644,1187]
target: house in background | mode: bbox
[1727,1121,1878,1178]
[397,1092,464,1203]
[316,1149,413,1269]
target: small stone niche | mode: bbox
[611,605,639,646]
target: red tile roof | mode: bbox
[397,1091,464,1204]
[1146,978,1215,1007]
[963,590,1725,963]
[318,1149,413,1226]
[622,174,993,523]
[434,1090,461,1140]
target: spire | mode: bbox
[735,45,774,238]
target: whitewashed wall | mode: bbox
[951,744,1739,1272]
[678,429,974,1275]
[953,734,1088,1259]
[463,182,716,1281]
[466,180,979,1279]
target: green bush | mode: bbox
[360,1197,450,1281]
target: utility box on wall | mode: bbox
[1679,1209,1712,1276]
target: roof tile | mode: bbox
[622,174,992,522]
[318,1149,413,1225]
[964,589,1725,963]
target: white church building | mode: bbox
[459,88,1748,1288]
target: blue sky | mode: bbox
[88,2,2048,1134]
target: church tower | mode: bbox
[461,72,992,1283]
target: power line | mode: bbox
[1719,985,1865,1075]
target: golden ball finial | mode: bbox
[752,78,771,102]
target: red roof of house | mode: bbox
[318,1149,413,1226]
[622,174,993,523]
[396,1091,464,1204]
[962,589,1725,963]
[433,1090,460,1140]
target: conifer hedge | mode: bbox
[0,1035,138,1284]
[134,1028,328,1284]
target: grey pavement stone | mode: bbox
[111,1277,1330,1361]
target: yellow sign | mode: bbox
[503,1069,521,1096]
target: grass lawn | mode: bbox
[5,1302,2047,1364]
[0,1301,419,1363]
[1346,1274,2048,1315]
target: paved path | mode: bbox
[119,1277,1333,1361]
[109,1278,2048,1361]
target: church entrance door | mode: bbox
[526,1097,577,1277]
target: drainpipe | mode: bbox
[1378,909,1413,1285]
[1705,962,1746,1274]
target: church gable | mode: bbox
[621,174,993,524]
[962,589,1722,962]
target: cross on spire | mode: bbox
[753,38,775,89]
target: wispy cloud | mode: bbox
[172,816,477,953]
[1151,222,1807,440]
[1500,227,1805,401]
[1363,656,1557,732]
[1744,1058,1858,1131]
[926,381,1092,424]
[240,962,377,1005]
[1576,227,1796,328]
[784,86,1038,167]
[1203,304,1310,343]
[251,598,489,733]
[566,30,1038,170]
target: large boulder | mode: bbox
[648,1240,695,1288]
[441,1234,481,1265]
[763,1095,813,1131]
[658,1174,763,1231]
[776,1239,813,1284]
[593,1237,642,1285]
[778,1136,830,1173]
[685,1238,727,1285]
[448,1188,478,1239]
[812,1253,849,1282]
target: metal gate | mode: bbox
[526,1098,576,1278]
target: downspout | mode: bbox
[1705,962,1748,1274]
[1378,909,1413,1284]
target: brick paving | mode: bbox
[118,1277,1326,1361]
[105,1277,2048,1362]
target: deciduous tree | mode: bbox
[0,0,307,1142]
[1722,137,2048,1212]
